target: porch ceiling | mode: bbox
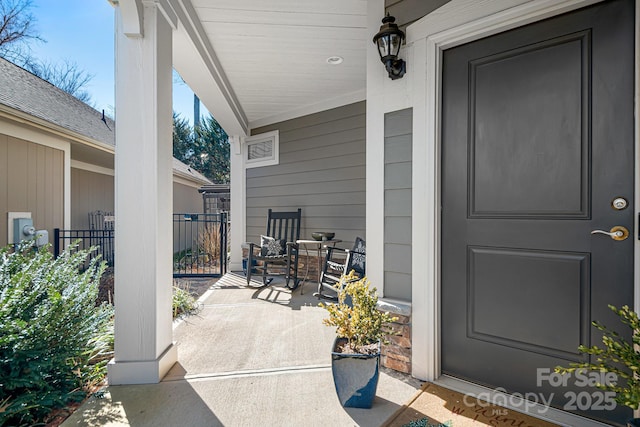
[172,0,368,134]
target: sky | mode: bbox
[27,0,207,124]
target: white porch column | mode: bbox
[366,0,386,295]
[229,135,245,271]
[108,1,177,385]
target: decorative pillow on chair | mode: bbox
[260,235,287,257]
[350,237,366,274]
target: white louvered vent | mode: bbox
[245,130,279,168]
[247,140,272,160]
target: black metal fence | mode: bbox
[53,212,228,277]
[53,228,115,267]
[173,212,228,277]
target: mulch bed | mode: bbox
[97,267,114,304]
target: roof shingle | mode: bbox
[0,57,211,186]
[0,57,115,145]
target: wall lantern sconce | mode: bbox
[372,14,406,80]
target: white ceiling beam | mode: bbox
[191,0,367,15]
[171,0,249,136]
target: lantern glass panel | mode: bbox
[376,35,390,59]
[390,33,402,56]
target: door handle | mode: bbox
[591,226,629,241]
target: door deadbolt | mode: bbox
[591,226,630,241]
[612,197,628,210]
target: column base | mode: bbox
[107,343,177,385]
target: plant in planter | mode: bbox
[555,305,640,426]
[320,271,397,408]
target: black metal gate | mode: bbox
[173,212,228,277]
[53,228,115,268]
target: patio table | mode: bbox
[296,239,341,295]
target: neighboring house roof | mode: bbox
[0,57,211,186]
[199,183,230,194]
[0,57,115,146]
[172,158,211,186]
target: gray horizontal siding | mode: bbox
[384,108,412,301]
[385,163,411,189]
[248,101,366,249]
[385,189,411,216]
[385,243,411,272]
[385,135,412,163]
[384,271,412,298]
[385,217,412,245]
[247,152,364,178]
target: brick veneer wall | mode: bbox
[379,299,412,374]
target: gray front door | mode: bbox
[441,0,635,425]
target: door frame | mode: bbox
[409,0,639,423]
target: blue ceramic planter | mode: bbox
[331,337,381,408]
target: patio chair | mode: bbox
[316,237,366,300]
[246,208,302,289]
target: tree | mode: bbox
[22,58,94,104]
[172,112,230,184]
[0,0,41,61]
[0,0,94,105]
[193,115,230,184]
[173,112,194,161]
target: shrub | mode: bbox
[320,271,397,354]
[198,224,221,264]
[555,305,640,410]
[173,284,200,319]
[0,242,113,426]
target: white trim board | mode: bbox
[170,0,249,136]
[229,135,246,271]
[71,159,209,188]
[403,0,637,425]
[71,160,115,176]
[244,130,279,169]
[172,175,202,189]
[0,107,114,154]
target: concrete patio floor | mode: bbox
[62,273,422,426]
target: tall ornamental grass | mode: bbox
[0,242,113,426]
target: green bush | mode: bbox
[0,242,113,426]
[173,284,200,319]
[556,304,640,410]
[320,271,397,354]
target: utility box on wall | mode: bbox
[8,212,32,245]
[13,217,35,243]
[34,230,48,247]
[7,212,48,247]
